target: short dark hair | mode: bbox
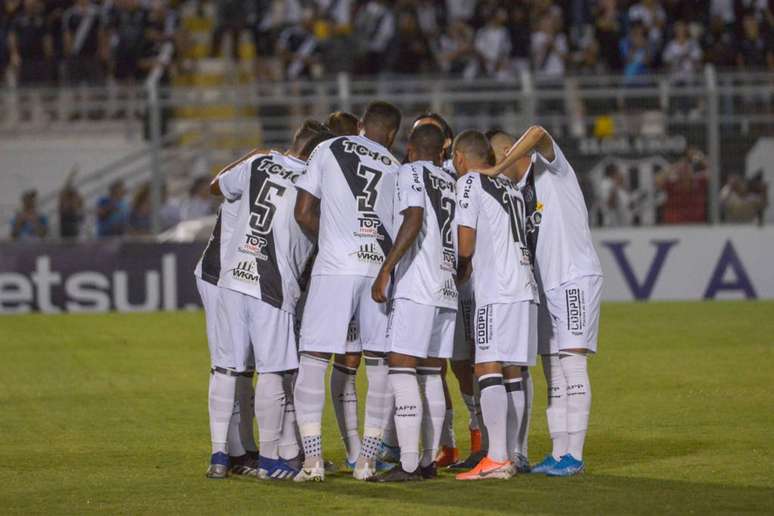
[292,119,328,154]
[299,130,336,161]
[453,130,495,166]
[485,128,511,141]
[413,112,454,141]
[409,123,445,158]
[327,111,359,136]
[362,101,402,134]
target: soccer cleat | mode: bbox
[469,428,482,454]
[420,461,437,479]
[206,452,230,479]
[455,456,514,481]
[377,442,401,464]
[367,465,423,483]
[257,456,298,480]
[293,464,325,482]
[513,453,531,473]
[435,446,460,467]
[530,454,560,474]
[448,449,486,470]
[546,454,585,477]
[229,454,258,476]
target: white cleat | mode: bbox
[352,462,376,481]
[293,465,325,482]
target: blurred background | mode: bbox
[1,0,773,310]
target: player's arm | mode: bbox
[210,161,248,199]
[294,189,320,241]
[209,150,264,196]
[371,207,423,303]
[478,125,555,177]
[457,225,475,285]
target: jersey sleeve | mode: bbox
[455,174,480,229]
[295,144,325,198]
[218,161,249,201]
[533,137,570,176]
[397,164,425,213]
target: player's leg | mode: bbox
[331,331,362,468]
[437,362,457,461]
[229,371,260,476]
[508,303,538,473]
[279,371,301,463]
[294,275,356,482]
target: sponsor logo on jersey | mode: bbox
[238,234,269,260]
[232,260,260,285]
[565,287,586,335]
[459,174,475,208]
[438,278,458,301]
[254,155,303,183]
[475,305,493,349]
[441,249,456,272]
[350,243,384,264]
[342,139,395,166]
[354,213,384,239]
[425,172,456,193]
[346,319,359,342]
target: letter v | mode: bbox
[602,240,679,300]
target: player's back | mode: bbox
[195,197,239,286]
[456,172,537,306]
[299,134,400,278]
[218,151,313,313]
[393,160,458,309]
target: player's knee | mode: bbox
[334,352,361,368]
[474,361,502,378]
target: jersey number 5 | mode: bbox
[250,180,286,234]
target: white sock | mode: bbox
[359,356,391,462]
[209,370,237,455]
[279,371,301,460]
[461,393,481,431]
[382,407,398,448]
[561,353,591,460]
[418,367,445,468]
[520,367,533,458]
[227,399,247,457]
[236,374,257,453]
[543,354,568,460]
[389,367,421,472]
[330,363,361,463]
[439,408,456,448]
[504,377,525,460]
[479,373,508,463]
[254,373,285,460]
[294,354,329,465]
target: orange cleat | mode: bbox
[435,446,460,467]
[469,428,482,454]
[455,456,514,481]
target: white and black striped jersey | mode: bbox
[195,198,239,286]
[392,161,458,309]
[455,172,538,306]
[296,135,400,278]
[217,151,313,314]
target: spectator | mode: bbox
[106,0,150,83]
[598,163,632,227]
[736,14,773,69]
[446,0,476,23]
[96,179,129,238]
[620,22,652,81]
[475,7,511,78]
[663,20,702,82]
[62,0,105,86]
[7,0,54,87]
[720,173,768,223]
[277,8,319,80]
[354,0,395,75]
[658,148,709,224]
[128,182,152,235]
[627,0,666,52]
[437,18,477,78]
[530,12,567,78]
[415,0,443,40]
[210,0,248,62]
[11,190,48,240]
[506,1,531,74]
[387,9,433,75]
[704,13,738,69]
[594,0,623,71]
[326,110,359,135]
[58,183,84,239]
[180,176,215,221]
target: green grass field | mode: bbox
[1,301,773,514]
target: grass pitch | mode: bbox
[1,301,773,515]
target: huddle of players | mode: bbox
[194,100,603,482]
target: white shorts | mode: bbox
[452,294,475,361]
[474,301,537,366]
[197,277,244,370]
[387,298,456,359]
[217,288,298,373]
[296,287,361,354]
[538,275,602,355]
[299,274,389,354]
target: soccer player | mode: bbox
[327,111,359,136]
[368,123,458,482]
[453,130,538,480]
[293,101,403,482]
[196,151,264,479]
[480,126,603,477]
[209,120,327,480]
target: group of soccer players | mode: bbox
[194,100,603,482]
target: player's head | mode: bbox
[289,119,328,158]
[407,123,445,165]
[412,112,454,159]
[326,111,359,136]
[299,129,336,161]
[452,130,495,175]
[487,129,531,181]
[360,101,402,150]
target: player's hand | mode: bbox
[371,271,389,303]
[476,165,501,177]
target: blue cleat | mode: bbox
[257,456,299,480]
[346,459,395,473]
[206,452,230,479]
[530,454,559,474]
[546,454,585,477]
[377,443,401,464]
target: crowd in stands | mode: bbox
[1,0,772,88]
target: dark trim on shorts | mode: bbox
[504,380,523,392]
[478,375,503,390]
[333,363,358,375]
[210,366,254,377]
